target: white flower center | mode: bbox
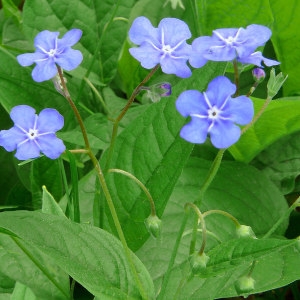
[162,44,173,54]
[208,106,220,119]
[27,128,38,140]
[47,48,57,57]
[225,36,235,45]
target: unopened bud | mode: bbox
[235,275,255,295]
[252,68,265,83]
[236,225,256,239]
[145,215,162,239]
[141,82,172,103]
[52,73,67,96]
[189,252,210,274]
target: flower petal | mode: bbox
[0,127,25,151]
[59,29,82,47]
[209,120,241,148]
[37,108,64,133]
[31,59,58,82]
[205,76,236,107]
[189,36,212,68]
[37,134,66,159]
[129,45,161,69]
[34,30,59,52]
[180,117,209,144]
[55,48,83,71]
[176,90,207,117]
[160,56,192,78]
[238,51,280,67]
[15,140,41,160]
[10,105,36,130]
[17,52,47,67]
[158,18,191,46]
[129,16,159,45]
[226,96,254,125]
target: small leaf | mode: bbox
[42,186,65,217]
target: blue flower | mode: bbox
[176,76,254,148]
[189,24,279,68]
[0,105,66,160]
[129,16,192,78]
[17,29,83,82]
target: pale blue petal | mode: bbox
[161,56,192,78]
[180,117,209,144]
[189,36,211,68]
[15,140,41,160]
[205,76,236,107]
[129,16,159,45]
[32,59,57,82]
[176,90,206,117]
[238,51,280,67]
[34,30,59,52]
[17,52,47,67]
[10,105,36,130]
[55,48,83,70]
[59,29,82,47]
[37,108,64,133]
[37,134,66,159]
[129,46,160,69]
[210,120,241,148]
[158,18,191,46]
[226,96,254,125]
[0,127,24,151]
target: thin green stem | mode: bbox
[202,209,240,227]
[197,149,226,205]
[263,197,300,239]
[242,96,272,135]
[158,213,189,300]
[57,67,148,299]
[185,203,207,255]
[104,65,160,172]
[108,168,156,216]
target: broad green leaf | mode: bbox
[0,210,155,300]
[101,62,226,251]
[229,97,300,162]
[42,186,65,217]
[199,0,273,34]
[269,0,300,96]
[0,234,70,300]
[137,157,289,297]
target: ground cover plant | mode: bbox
[0,0,300,299]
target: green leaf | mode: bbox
[0,211,155,300]
[42,186,65,217]
[0,234,70,300]
[229,97,300,162]
[269,0,300,96]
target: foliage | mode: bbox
[0,0,300,299]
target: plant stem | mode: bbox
[197,149,225,205]
[57,67,148,299]
[108,168,157,216]
[104,65,159,172]
[157,213,189,300]
[203,209,240,227]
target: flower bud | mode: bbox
[142,82,172,103]
[144,215,162,239]
[189,252,210,274]
[236,225,256,239]
[252,68,265,83]
[235,275,255,295]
